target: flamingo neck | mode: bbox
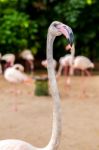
[69,43,75,76]
[71,43,75,58]
[46,33,61,150]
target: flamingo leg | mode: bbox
[84,69,91,76]
[8,87,22,112]
[63,66,68,76]
[66,65,74,86]
[12,96,18,112]
[79,70,89,99]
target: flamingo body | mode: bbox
[13,64,24,72]
[59,54,73,67]
[74,56,94,70]
[4,67,28,83]
[57,54,73,77]
[0,139,37,150]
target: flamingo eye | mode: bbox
[53,23,58,27]
[53,23,60,28]
[63,26,67,29]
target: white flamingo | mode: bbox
[1,53,15,73]
[4,65,30,83]
[4,64,32,111]
[13,64,24,72]
[57,44,75,85]
[0,21,74,150]
[73,55,94,75]
[57,55,94,77]
[73,55,94,97]
[20,49,34,73]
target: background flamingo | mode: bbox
[19,49,34,73]
[13,63,24,72]
[57,44,75,85]
[57,54,73,77]
[0,21,74,150]
[4,64,31,83]
[1,53,15,73]
[73,55,94,97]
[73,55,94,76]
[4,64,32,111]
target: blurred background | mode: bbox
[0,0,99,70]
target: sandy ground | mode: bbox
[0,74,99,150]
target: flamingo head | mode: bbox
[41,60,47,67]
[48,21,74,47]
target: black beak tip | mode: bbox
[67,27,74,46]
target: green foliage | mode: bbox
[0,0,99,61]
[0,0,38,54]
[75,1,99,60]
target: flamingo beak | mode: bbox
[57,24,74,47]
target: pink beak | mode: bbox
[57,25,69,39]
[57,24,74,47]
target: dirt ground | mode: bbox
[0,74,99,150]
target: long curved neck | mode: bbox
[46,33,61,150]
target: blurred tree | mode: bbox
[0,0,99,62]
[0,0,38,54]
[75,0,99,61]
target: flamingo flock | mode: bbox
[0,50,34,83]
[0,48,94,84]
[57,54,94,77]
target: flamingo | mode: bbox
[73,55,94,97]
[1,53,15,73]
[13,64,24,72]
[0,21,74,150]
[20,49,34,73]
[4,64,32,111]
[57,55,94,77]
[57,44,75,85]
[57,54,73,77]
[4,65,31,83]
[73,55,94,76]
